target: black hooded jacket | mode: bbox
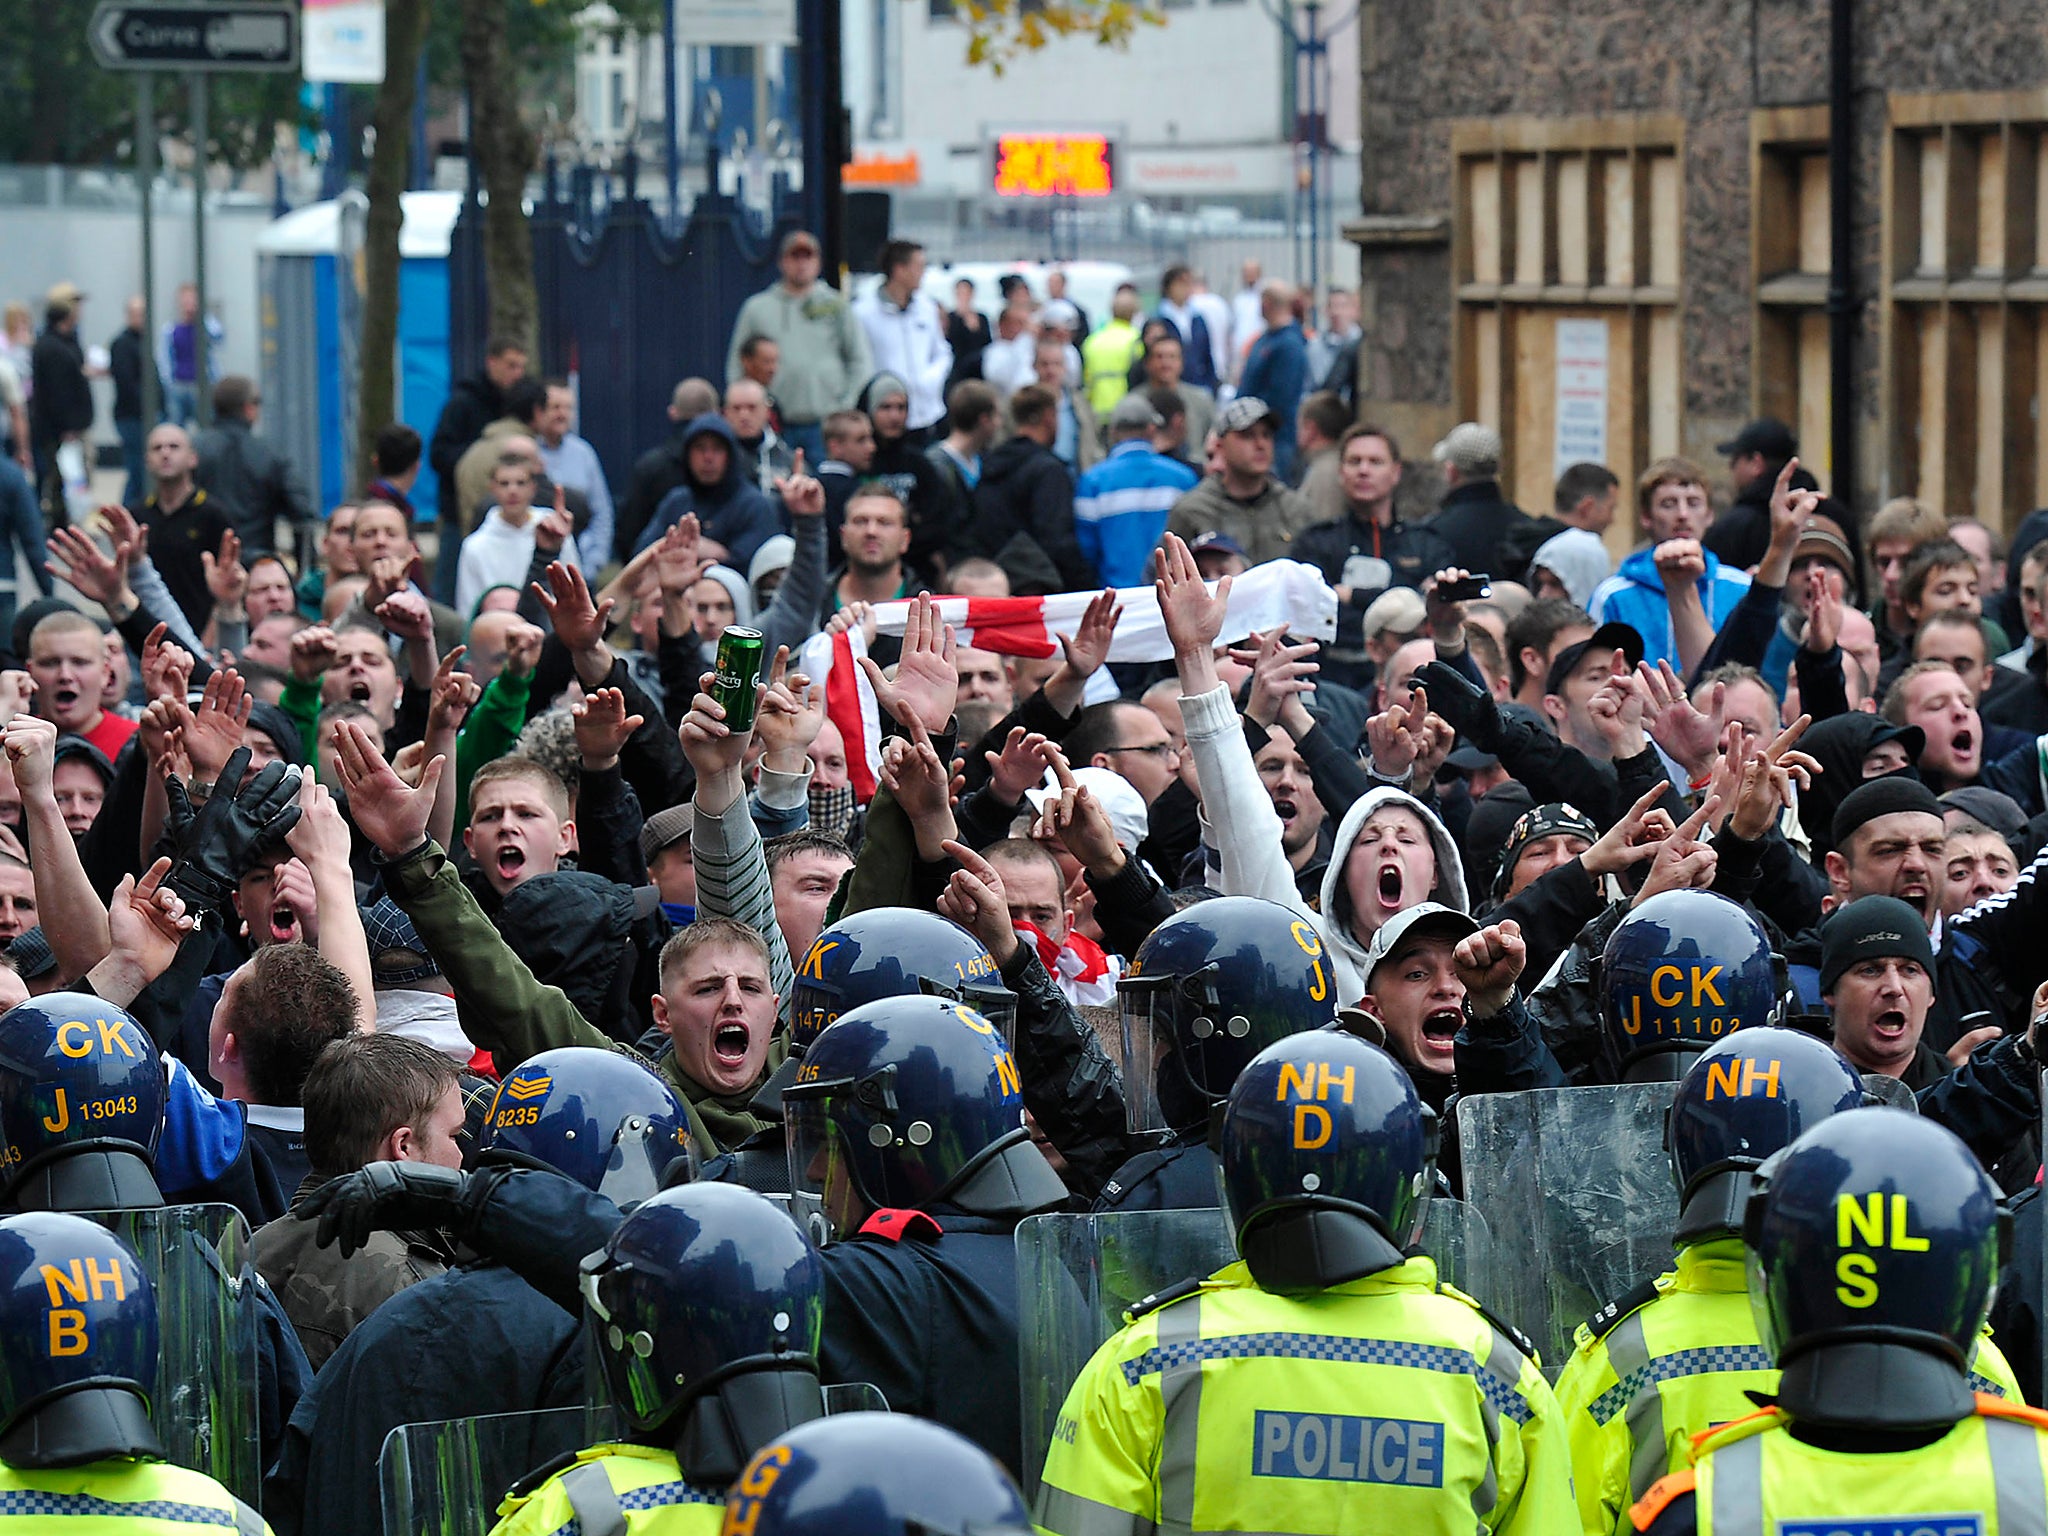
[970,435,1096,593]
[636,413,780,567]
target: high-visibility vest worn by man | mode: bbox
[489,1183,828,1536]
[0,1211,271,1535]
[1631,1107,2048,1534]
[1037,1031,1575,1536]
[1554,1028,2023,1535]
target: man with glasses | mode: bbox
[726,229,872,467]
[1060,699,1183,805]
[194,373,314,557]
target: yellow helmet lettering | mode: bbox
[48,1308,88,1357]
[1292,1103,1333,1150]
[96,1018,138,1059]
[54,1021,92,1059]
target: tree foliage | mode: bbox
[956,0,1165,72]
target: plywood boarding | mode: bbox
[1749,107,1832,480]
[1882,93,2048,531]
[1449,114,1681,526]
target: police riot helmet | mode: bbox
[480,1048,693,1204]
[1599,891,1780,1082]
[722,1413,1030,1536]
[1115,896,1337,1135]
[581,1183,825,1481]
[0,1211,164,1468]
[762,910,1016,1114]
[0,994,165,1213]
[1664,1027,1863,1247]
[1743,1107,2004,1430]
[1221,1030,1436,1293]
[781,995,1066,1241]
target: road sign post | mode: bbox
[91,0,296,438]
[91,3,300,72]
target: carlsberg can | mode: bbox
[711,626,765,732]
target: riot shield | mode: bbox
[379,1387,891,1536]
[1419,1196,1495,1311]
[1456,1083,1679,1372]
[1016,1209,1236,1495]
[80,1203,261,1507]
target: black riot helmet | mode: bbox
[1600,891,1781,1083]
[0,994,165,1213]
[1116,896,1337,1135]
[1221,1030,1436,1294]
[1743,1108,2006,1431]
[1664,1027,1864,1247]
[579,1183,825,1483]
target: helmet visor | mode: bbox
[782,1085,857,1246]
[1115,975,1173,1134]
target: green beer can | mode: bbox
[712,626,765,732]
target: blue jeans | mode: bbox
[165,383,199,428]
[116,417,146,507]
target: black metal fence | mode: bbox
[447,148,799,493]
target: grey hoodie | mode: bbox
[1182,682,1468,1001]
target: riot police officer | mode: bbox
[0,992,306,1496]
[0,991,168,1211]
[488,1183,826,1535]
[722,1414,1032,1536]
[1553,1028,2023,1536]
[0,1210,271,1533]
[1457,888,1783,1092]
[1036,1029,1575,1536]
[1633,1108,2048,1533]
[1097,895,1338,1210]
[267,1047,692,1536]
[780,993,1067,1471]
[711,908,1021,1191]
[308,999,1066,1481]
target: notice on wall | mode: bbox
[1554,318,1609,478]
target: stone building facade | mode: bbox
[1346,0,2048,543]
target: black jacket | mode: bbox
[109,325,147,422]
[1291,510,1458,654]
[264,1261,585,1536]
[493,869,667,1046]
[619,426,692,561]
[968,434,1094,593]
[29,328,92,444]
[195,418,315,554]
[1428,478,1539,579]
[427,371,505,482]
[1983,646,2048,735]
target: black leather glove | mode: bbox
[162,747,304,919]
[1414,660,1503,754]
[301,1161,505,1259]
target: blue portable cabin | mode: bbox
[256,189,460,525]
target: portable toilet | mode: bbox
[256,189,459,524]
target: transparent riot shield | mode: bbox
[1456,1082,1679,1372]
[1016,1209,1236,1495]
[380,1386,891,1536]
[1419,1196,1495,1312]
[81,1204,261,1507]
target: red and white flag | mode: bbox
[799,560,1336,799]
[1015,919,1122,1008]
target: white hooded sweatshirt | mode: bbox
[1181,682,1470,1002]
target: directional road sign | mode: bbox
[90,2,299,72]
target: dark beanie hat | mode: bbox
[1819,895,1935,994]
[1831,776,1942,853]
[246,700,306,765]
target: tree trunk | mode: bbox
[356,0,431,491]
[458,0,539,359]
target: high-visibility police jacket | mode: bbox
[1629,1394,2048,1535]
[1554,1237,2024,1535]
[1033,1255,1575,1536]
[0,1455,269,1533]
[488,1443,723,1536]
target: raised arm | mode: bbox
[3,713,111,979]
[284,779,377,1034]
